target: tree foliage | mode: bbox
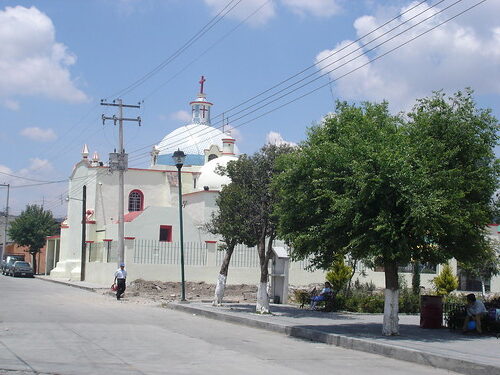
[273,90,499,333]
[325,256,352,293]
[432,264,459,296]
[8,204,59,273]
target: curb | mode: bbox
[164,302,500,375]
[35,276,99,293]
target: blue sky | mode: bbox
[0,0,499,216]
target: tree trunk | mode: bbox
[213,244,235,306]
[256,235,270,314]
[31,252,38,275]
[382,260,399,336]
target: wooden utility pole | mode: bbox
[101,99,141,266]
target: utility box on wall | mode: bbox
[270,246,289,304]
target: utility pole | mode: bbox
[101,99,141,266]
[0,184,9,261]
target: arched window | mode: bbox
[208,154,218,161]
[128,190,144,212]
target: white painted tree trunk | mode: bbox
[213,274,226,306]
[256,282,270,314]
[382,288,399,336]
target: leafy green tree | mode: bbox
[432,264,459,296]
[8,205,59,274]
[274,91,499,335]
[458,242,500,295]
[222,144,293,313]
[206,182,252,305]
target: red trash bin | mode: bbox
[420,295,443,329]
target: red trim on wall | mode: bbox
[85,241,94,243]
[103,239,113,242]
[61,225,69,229]
[85,220,96,224]
[46,235,60,239]
[189,101,213,105]
[124,237,135,240]
[205,240,217,244]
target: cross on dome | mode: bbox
[189,75,213,125]
[199,75,206,94]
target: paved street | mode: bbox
[0,275,458,375]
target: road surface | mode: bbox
[0,275,456,375]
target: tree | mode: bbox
[206,182,252,305]
[274,91,499,335]
[8,205,59,274]
[221,144,293,313]
[458,241,500,295]
[432,264,459,296]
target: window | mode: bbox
[128,190,144,212]
[208,154,218,161]
[159,225,172,242]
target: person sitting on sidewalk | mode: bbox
[310,282,333,310]
[462,293,487,333]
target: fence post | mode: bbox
[205,241,217,267]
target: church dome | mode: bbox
[197,154,237,191]
[155,76,238,166]
[157,124,231,166]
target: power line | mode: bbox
[126,0,437,159]
[127,0,468,165]
[108,0,244,99]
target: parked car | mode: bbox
[9,261,34,277]
[1,255,25,275]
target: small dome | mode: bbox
[156,124,238,166]
[197,155,238,191]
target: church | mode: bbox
[45,77,500,295]
[46,77,258,284]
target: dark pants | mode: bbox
[116,278,126,299]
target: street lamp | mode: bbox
[172,149,186,301]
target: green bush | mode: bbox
[291,289,310,305]
[399,287,420,314]
[432,264,459,296]
[326,256,352,293]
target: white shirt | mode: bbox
[467,300,487,316]
[115,268,127,279]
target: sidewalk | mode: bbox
[36,276,500,375]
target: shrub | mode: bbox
[432,264,458,296]
[399,286,420,314]
[326,256,352,293]
[291,288,310,305]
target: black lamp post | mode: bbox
[172,149,186,301]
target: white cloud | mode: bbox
[170,110,192,123]
[18,158,54,175]
[314,1,500,111]
[266,131,297,147]
[20,127,57,142]
[0,6,88,103]
[203,0,276,26]
[282,0,341,17]
[3,99,20,111]
[225,124,242,142]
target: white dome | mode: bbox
[197,155,238,191]
[158,124,237,156]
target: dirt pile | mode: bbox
[125,279,258,303]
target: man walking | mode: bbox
[114,263,127,300]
